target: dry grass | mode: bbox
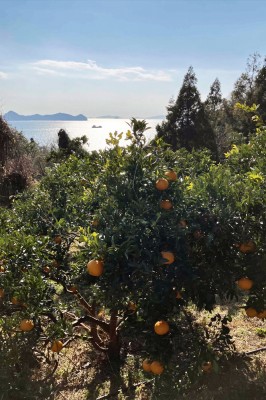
[1,302,266,400]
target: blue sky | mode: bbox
[0,0,266,118]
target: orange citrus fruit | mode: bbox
[155,178,169,191]
[154,320,170,335]
[239,241,256,254]
[161,251,175,265]
[0,288,5,298]
[165,170,177,181]
[160,200,173,210]
[142,359,152,372]
[128,301,137,312]
[20,319,34,331]
[54,235,62,245]
[51,340,63,353]
[257,310,266,319]
[87,259,104,277]
[11,296,21,305]
[176,291,182,299]
[237,277,253,291]
[245,308,258,318]
[150,361,164,375]
[43,266,51,273]
[0,266,5,273]
[201,361,212,373]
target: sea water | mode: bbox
[8,118,163,151]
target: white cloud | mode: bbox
[31,59,174,82]
[0,71,7,79]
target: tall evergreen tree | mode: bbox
[227,53,262,142]
[156,67,217,157]
[205,78,222,113]
[204,79,226,159]
[231,53,261,105]
[254,58,266,120]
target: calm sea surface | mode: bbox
[8,119,163,151]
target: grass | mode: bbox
[256,328,266,338]
[1,301,266,400]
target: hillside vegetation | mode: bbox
[0,56,266,399]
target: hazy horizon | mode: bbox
[1,0,266,118]
[3,109,166,119]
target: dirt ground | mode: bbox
[1,303,266,400]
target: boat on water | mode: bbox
[92,125,102,128]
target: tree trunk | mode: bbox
[107,310,121,360]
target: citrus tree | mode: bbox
[0,118,265,385]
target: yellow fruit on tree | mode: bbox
[239,241,256,254]
[155,178,169,191]
[201,361,212,373]
[20,319,34,331]
[245,307,258,318]
[142,359,152,372]
[165,170,177,181]
[237,277,253,291]
[154,320,170,335]
[87,259,104,276]
[160,199,173,210]
[150,361,164,375]
[161,251,175,265]
[51,340,63,353]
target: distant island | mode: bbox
[97,115,120,119]
[4,111,87,121]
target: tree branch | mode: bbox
[245,346,266,355]
[72,315,110,334]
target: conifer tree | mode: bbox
[231,53,261,105]
[254,58,266,120]
[205,78,222,114]
[205,78,226,159]
[227,53,261,142]
[156,67,217,158]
